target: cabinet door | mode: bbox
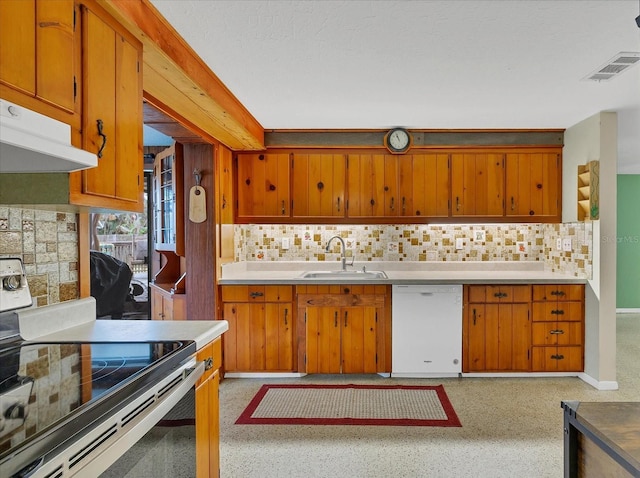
[0,0,76,113]
[216,146,234,263]
[466,304,486,371]
[506,152,559,218]
[153,144,184,254]
[223,302,252,371]
[292,154,345,217]
[451,153,504,216]
[305,307,341,373]
[196,370,219,478]
[485,303,530,371]
[81,5,142,205]
[399,153,450,217]
[37,0,76,112]
[151,288,164,320]
[265,303,293,371]
[341,306,377,373]
[236,153,290,218]
[346,154,386,217]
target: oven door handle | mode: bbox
[69,360,205,478]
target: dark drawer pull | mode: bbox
[549,329,564,335]
[493,292,508,298]
[551,354,565,360]
[204,357,213,371]
[551,309,565,315]
[249,291,264,298]
[550,290,566,296]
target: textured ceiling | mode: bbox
[150,0,640,173]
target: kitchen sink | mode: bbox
[299,270,388,280]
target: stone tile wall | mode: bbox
[0,206,79,306]
[235,223,592,278]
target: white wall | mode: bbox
[563,112,618,388]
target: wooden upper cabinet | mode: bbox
[292,154,346,218]
[0,0,77,117]
[398,153,450,217]
[152,144,184,254]
[451,153,504,217]
[506,152,560,220]
[346,154,387,217]
[74,3,143,210]
[236,153,290,219]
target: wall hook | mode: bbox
[193,169,202,186]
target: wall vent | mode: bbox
[582,52,640,81]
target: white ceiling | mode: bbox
[150,0,640,173]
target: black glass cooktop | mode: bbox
[0,340,195,471]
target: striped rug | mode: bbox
[235,384,461,427]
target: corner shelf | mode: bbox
[577,161,599,221]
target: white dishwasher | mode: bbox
[392,284,463,377]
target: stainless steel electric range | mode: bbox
[0,258,203,477]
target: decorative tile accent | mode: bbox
[235,222,592,278]
[2,207,79,305]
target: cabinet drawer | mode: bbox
[264,285,293,302]
[221,285,292,302]
[532,302,583,322]
[469,285,530,303]
[532,322,582,346]
[532,285,584,302]
[532,346,582,372]
[221,285,265,302]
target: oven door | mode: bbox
[18,357,204,478]
[100,386,198,477]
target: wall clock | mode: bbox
[384,128,411,154]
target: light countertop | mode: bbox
[33,319,228,350]
[17,298,228,349]
[219,261,587,285]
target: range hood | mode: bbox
[0,98,97,173]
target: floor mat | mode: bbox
[236,384,461,427]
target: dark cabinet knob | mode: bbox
[258,154,265,160]
[317,181,324,190]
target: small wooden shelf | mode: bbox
[577,161,599,221]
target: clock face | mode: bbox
[386,128,410,153]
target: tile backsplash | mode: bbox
[235,222,592,278]
[0,206,79,306]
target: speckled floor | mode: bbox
[219,314,640,478]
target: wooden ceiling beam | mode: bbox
[103,0,264,150]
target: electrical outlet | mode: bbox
[455,238,464,250]
[556,238,562,251]
[281,237,290,250]
[562,238,572,252]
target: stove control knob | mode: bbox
[3,274,22,291]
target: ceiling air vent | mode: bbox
[583,52,640,81]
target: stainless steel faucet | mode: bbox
[325,235,348,271]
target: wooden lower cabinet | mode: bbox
[297,285,390,374]
[195,337,222,478]
[221,285,294,372]
[149,283,185,320]
[463,284,585,373]
[305,305,378,373]
[465,293,531,372]
[531,284,585,371]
